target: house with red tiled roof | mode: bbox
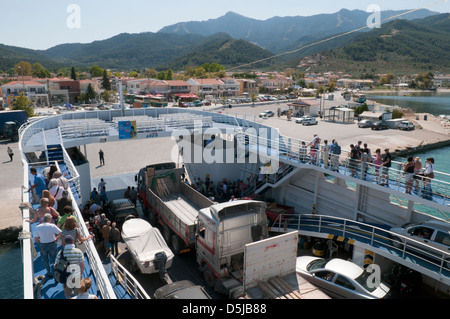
[165,80,191,97]
[1,80,49,107]
[187,78,224,97]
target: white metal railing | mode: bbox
[270,213,450,279]
[18,134,35,299]
[110,255,151,299]
[237,130,450,208]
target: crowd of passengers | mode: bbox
[295,134,436,198]
[25,164,115,299]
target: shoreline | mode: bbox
[366,88,450,94]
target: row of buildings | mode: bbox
[1,76,101,108]
[0,75,280,108]
[3,70,449,108]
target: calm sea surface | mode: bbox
[367,91,450,115]
[1,92,449,298]
[0,242,23,299]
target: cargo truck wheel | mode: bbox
[171,234,181,255]
[202,264,214,288]
[163,225,171,243]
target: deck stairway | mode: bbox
[46,144,64,163]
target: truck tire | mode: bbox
[163,225,171,243]
[171,234,181,255]
[202,264,214,288]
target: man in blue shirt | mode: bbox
[29,167,48,204]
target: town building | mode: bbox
[1,80,48,107]
[187,78,224,98]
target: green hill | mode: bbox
[300,13,450,75]
[157,33,275,71]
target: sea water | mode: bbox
[0,242,23,299]
[367,91,450,116]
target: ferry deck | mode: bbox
[18,107,450,299]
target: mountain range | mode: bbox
[0,8,447,75]
[159,9,436,54]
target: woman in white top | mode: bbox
[73,278,98,299]
[424,157,435,186]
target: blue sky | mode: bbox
[2,0,449,50]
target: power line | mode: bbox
[227,0,449,71]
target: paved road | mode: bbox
[0,141,23,235]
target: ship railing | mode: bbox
[237,131,450,207]
[269,213,450,278]
[18,136,35,299]
[59,119,110,139]
[56,161,117,299]
[109,255,151,299]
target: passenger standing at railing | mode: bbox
[308,134,320,165]
[380,149,392,187]
[322,140,331,169]
[349,144,359,177]
[420,158,435,200]
[300,141,307,162]
[360,150,369,180]
[403,156,415,194]
[373,149,383,183]
[331,141,341,172]
[413,157,423,192]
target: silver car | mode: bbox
[296,257,391,299]
[389,220,450,268]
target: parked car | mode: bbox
[296,257,391,299]
[202,100,211,106]
[371,121,389,130]
[295,116,312,124]
[103,199,138,228]
[193,100,203,107]
[153,280,211,299]
[259,111,275,118]
[302,117,318,126]
[178,102,188,108]
[389,220,450,268]
[358,120,373,128]
[398,121,415,131]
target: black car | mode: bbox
[103,199,138,228]
[371,121,389,130]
